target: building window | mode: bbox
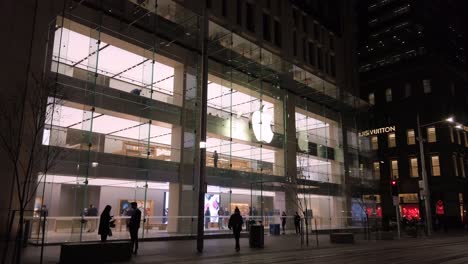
[427,126,436,143]
[388,132,396,148]
[423,79,431,93]
[369,93,375,105]
[262,13,271,41]
[391,159,399,179]
[407,129,415,145]
[236,0,242,25]
[431,155,441,176]
[453,155,459,176]
[292,9,298,27]
[308,42,315,65]
[317,47,323,70]
[373,162,381,179]
[410,157,419,177]
[460,157,465,178]
[330,55,336,77]
[314,23,320,41]
[449,127,454,143]
[274,20,281,47]
[385,88,392,102]
[371,135,378,150]
[405,83,412,97]
[302,15,308,33]
[222,0,227,16]
[246,2,255,32]
[302,37,307,62]
[293,31,297,56]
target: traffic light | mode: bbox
[391,180,399,196]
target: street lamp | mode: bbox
[416,113,457,236]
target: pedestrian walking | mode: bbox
[294,212,301,234]
[98,205,112,242]
[213,150,219,168]
[281,211,287,234]
[228,207,244,252]
[128,202,142,254]
[205,207,211,229]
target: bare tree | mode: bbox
[0,74,66,263]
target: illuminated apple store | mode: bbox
[27,1,374,244]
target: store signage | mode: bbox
[251,106,274,143]
[358,126,396,137]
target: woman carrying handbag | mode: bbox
[98,205,114,242]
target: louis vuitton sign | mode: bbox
[359,126,396,137]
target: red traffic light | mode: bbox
[391,180,397,186]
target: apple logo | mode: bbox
[251,105,274,143]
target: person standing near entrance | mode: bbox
[228,207,244,252]
[213,150,219,168]
[281,211,287,234]
[98,205,112,242]
[128,202,141,254]
[294,212,301,234]
[87,204,98,232]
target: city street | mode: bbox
[24,232,468,263]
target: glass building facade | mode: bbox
[26,0,375,244]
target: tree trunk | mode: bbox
[14,211,24,264]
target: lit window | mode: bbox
[431,155,440,176]
[460,157,465,178]
[373,162,381,179]
[453,155,459,176]
[385,88,392,102]
[410,157,419,177]
[407,129,415,145]
[369,93,375,105]
[423,79,431,93]
[427,126,436,143]
[388,132,396,147]
[371,136,378,150]
[405,83,412,97]
[391,159,399,179]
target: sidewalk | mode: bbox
[22,230,468,264]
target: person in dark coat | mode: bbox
[98,205,112,242]
[281,211,287,234]
[294,212,301,234]
[213,150,219,168]
[228,207,244,252]
[128,202,142,254]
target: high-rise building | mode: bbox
[1,0,371,247]
[358,0,468,228]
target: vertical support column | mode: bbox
[197,7,209,253]
[274,98,285,176]
[284,94,298,229]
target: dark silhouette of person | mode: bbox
[205,207,211,229]
[294,212,301,234]
[228,207,244,252]
[213,150,219,168]
[130,88,142,95]
[128,202,142,254]
[98,205,112,242]
[281,211,287,234]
